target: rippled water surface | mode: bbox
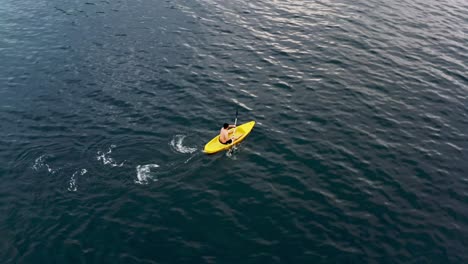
[1,0,468,262]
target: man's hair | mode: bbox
[223,123,229,129]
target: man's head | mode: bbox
[223,123,229,129]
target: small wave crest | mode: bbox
[169,135,197,154]
[68,169,87,192]
[231,98,253,111]
[97,145,125,167]
[135,164,159,185]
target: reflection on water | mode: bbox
[0,0,467,262]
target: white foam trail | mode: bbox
[32,155,44,171]
[32,155,55,173]
[169,135,197,154]
[135,164,159,185]
[97,145,125,167]
[68,169,87,192]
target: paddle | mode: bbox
[230,109,238,145]
[227,109,238,154]
[234,109,238,128]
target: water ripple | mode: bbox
[1,0,467,262]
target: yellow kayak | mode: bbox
[204,121,256,154]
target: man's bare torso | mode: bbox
[219,128,229,143]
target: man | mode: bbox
[219,123,239,144]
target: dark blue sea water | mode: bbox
[1,0,468,262]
